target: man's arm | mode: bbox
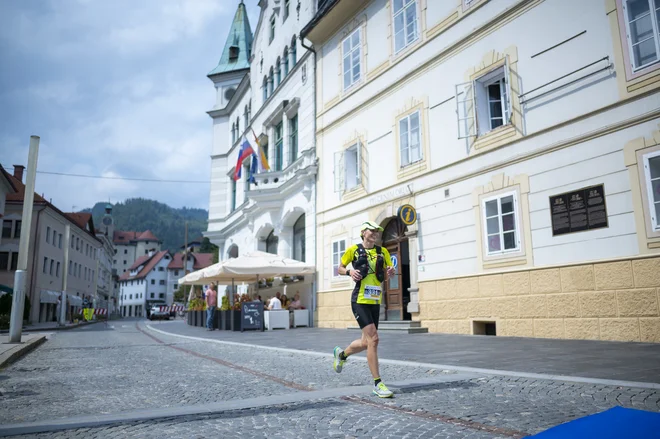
[339,262,362,281]
[383,249,395,280]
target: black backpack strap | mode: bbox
[355,243,366,261]
[375,245,382,255]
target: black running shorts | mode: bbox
[351,302,380,330]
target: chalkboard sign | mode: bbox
[241,301,264,332]
[549,184,608,236]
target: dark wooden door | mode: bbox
[385,243,403,321]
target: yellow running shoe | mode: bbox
[333,346,345,373]
[373,382,393,398]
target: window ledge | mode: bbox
[393,37,422,62]
[647,238,660,249]
[342,185,367,202]
[330,277,352,287]
[471,124,520,154]
[397,159,428,180]
[483,255,528,270]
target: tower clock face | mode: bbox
[102,216,113,226]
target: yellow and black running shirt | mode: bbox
[341,244,393,305]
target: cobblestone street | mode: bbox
[0,319,659,438]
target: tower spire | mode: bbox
[208,1,253,77]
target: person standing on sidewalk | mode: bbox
[333,220,396,398]
[205,284,217,331]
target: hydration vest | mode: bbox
[354,244,386,283]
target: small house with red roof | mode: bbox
[118,249,172,317]
[166,251,214,299]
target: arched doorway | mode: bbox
[227,245,238,259]
[381,218,411,321]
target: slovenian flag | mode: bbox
[233,140,255,181]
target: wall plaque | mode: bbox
[549,184,608,236]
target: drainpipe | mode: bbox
[300,35,317,327]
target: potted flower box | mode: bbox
[214,310,222,330]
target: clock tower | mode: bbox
[101,203,115,238]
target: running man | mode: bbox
[333,220,396,398]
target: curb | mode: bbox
[0,335,47,370]
[0,320,101,334]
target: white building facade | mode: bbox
[303,0,660,341]
[119,250,171,317]
[205,1,319,316]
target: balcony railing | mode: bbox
[248,148,316,193]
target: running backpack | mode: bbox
[354,244,386,283]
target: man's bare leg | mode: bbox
[343,332,367,356]
[343,324,380,379]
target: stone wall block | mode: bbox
[530,269,561,294]
[616,289,659,317]
[594,261,633,290]
[640,318,660,342]
[599,318,640,342]
[546,293,579,318]
[560,265,595,292]
[579,291,617,317]
[632,258,660,288]
[479,274,503,297]
[564,318,600,340]
[519,295,547,318]
[503,271,531,295]
[505,319,534,337]
[491,297,520,318]
[533,319,565,339]
[456,277,480,299]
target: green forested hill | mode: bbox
[83,198,208,252]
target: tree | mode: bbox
[173,285,186,303]
[199,237,216,253]
[85,199,208,252]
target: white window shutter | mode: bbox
[334,151,344,193]
[359,141,368,189]
[356,142,362,185]
[514,194,521,248]
[455,81,477,139]
[644,158,658,227]
[504,56,513,123]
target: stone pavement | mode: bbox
[0,333,47,369]
[149,319,660,384]
[0,318,658,438]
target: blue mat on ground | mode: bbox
[525,406,660,438]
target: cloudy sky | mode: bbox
[0,0,259,212]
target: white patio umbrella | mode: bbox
[222,251,315,276]
[178,251,315,305]
[178,251,314,285]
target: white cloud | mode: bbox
[0,0,249,212]
[27,81,81,105]
[107,0,227,53]
[0,0,229,58]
